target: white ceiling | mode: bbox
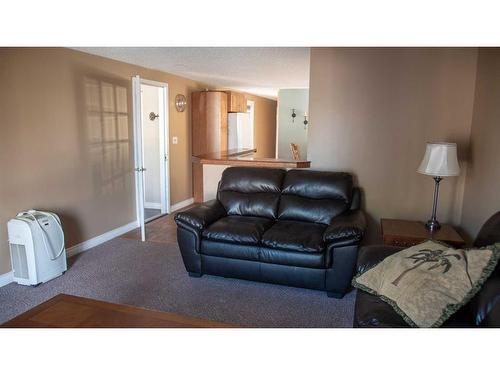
[74,47,310,99]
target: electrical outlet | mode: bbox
[172,136,178,144]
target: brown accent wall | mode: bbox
[0,47,206,274]
[461,48,500,241]
[308,48,478,243]
[245,93,277,158]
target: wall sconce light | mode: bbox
[291,108,296,122]
[175,94,187,112]
[303,112,308,129]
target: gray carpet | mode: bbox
[0,238,356,327]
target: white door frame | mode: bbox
[132,75,170,241]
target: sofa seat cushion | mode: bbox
[259,247,327,269]
[200,240,260,262]
[202,215,274,245]
[261,220,327,253]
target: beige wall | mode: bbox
[308,48,478,243]
[245,93,277,158]
[461,48,500,241]
[0,47,206,274]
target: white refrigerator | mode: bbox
[228,112,254,150]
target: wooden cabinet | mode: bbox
[226,91,247,113]
[191,91,228,156]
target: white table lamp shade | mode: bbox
[417,142,460,177]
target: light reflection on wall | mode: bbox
[84,77,130,194]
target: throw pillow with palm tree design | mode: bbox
[353,240,500,327]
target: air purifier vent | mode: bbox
[10,243,29,279]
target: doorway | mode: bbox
[132,76,169,241]
[276,89,309,160]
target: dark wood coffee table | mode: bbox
[1,294,236,328]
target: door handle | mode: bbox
[134,167,147,172]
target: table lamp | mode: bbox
[417,142,460,231]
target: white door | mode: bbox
[132,76,170,241]
[132,75,146,241]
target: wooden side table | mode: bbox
[381,218,465,248]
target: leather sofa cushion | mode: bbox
[474,211,500,249]
[278,195,347,225]
[356,245,403,274]
[202,215,273,245]
[218,167,285,193]
[218,191,280,219]
[281,170,353,201]
[468,275,500,327]
[469,211,500,327]
[218,167,285,219]
[354,290,474,328]
[260,247,327,269]
[261,220,327,253]
[278,170,353,225]
[201,241,327,269]
[201,240,260,262]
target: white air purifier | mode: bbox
[8,210,67,286]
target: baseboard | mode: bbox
[170,197,194,213]
[66,221,139,258]
[144,202,162,209]
[0,271,13,288]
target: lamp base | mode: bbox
[425,219,441,232]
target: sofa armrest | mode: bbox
[323,209,366,247]
[174,200,226,231]
[356,245,403,274]
[469,275,500,327]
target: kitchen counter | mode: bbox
[192,148,311,202]
[193,148,310,169]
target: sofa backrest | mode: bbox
[277,170,353,225]
[474,211,500,248]
[217,167,285,219]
